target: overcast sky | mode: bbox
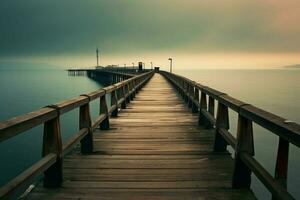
[1,0,300,69]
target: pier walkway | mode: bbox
[28,74,255,199]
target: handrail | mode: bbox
[0,70,154,199]
[160,71,299,200]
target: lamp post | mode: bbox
[96,48,99,67]
[168,58,173,73]
[132,62,134,68]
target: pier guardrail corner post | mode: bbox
[100,94,110,130]
[213,102,229,152]
[42,106,63,188]
[232,114,254,188]
[79,98,93,154]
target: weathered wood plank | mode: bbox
[27,73,256,200]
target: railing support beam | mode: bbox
[111,90,118,117]
[79,103,93,154]
[232,115,254,188]
[213,103,229,152]
[192,88,199,113]
[42,116,63,187]
[100,95,110,130]
[274,137,289,189]
[198,92,211,128]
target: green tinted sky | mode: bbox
[1,0,300,68]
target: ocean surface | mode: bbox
[0,67,104,189]
[176,69,300,199]
[0,67,299,199]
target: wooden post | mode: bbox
[192,88,199,113]
[121,86,127,109]
[100,95,109,130]
[132,80,137,96]
[126,83,131,103]
[213,102,229,152]
[42,114,63,187]
[188,84,193,108]
[198,92,210,128]
[274,137,289,189]
[179,80,183,99]
[111,90,118,117]
[232,114,254,188]
[184,83,189,103]
[130,82,134,100]
[182,81,186,101]
[208,97,215,116]
[207,96,215,128]
[79,103,93,154]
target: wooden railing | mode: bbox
[68,68,137,79]
[0,70,154,199]
[160,71,300,200]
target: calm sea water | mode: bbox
[0,67,299,199]
[0,67,104,188]
[176,69,300,199]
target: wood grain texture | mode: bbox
[28,73,256,200]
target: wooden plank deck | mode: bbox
[28,74,256,199]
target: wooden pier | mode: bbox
[0,70,299,200]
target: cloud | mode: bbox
[0,0,300,59]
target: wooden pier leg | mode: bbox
[100,95,110,130]
[213,103,229,152]
[79,103,93,154]
[111,90,118,117]
[232,115,254,188]
[42,116,63,187]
